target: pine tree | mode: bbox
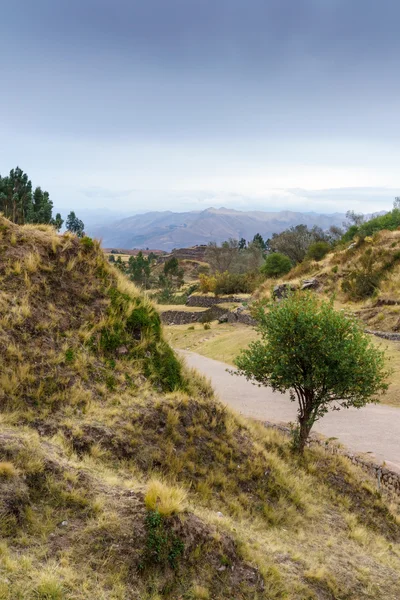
[0,167,32,224]
[66,211,85,237]
[32,187,54,224]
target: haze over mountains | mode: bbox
[91,207,347,251]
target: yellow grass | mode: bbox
[145,478,187,516]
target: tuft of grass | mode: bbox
[145,479,187,516]
[190,584,210,599]
[0,461,18,478]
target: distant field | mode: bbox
[157,305,206,313]
[166,321,400,407]
[165,322,258,365]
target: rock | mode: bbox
[273,283,297,300]
[301,278,319,291]
[218,313,229,323]
[347,242,357,249]
[233,306,244,314]
[59,520,68,527]
[117,345,128,355]
[216,511,224,518]
[217,565,226,572]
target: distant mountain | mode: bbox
[90,207,347,251]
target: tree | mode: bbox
[252,233,266,250]
[126,251,155,288]
[306,241,331,261]
[31,187,54,224]
[269,225,327,264]
[0,167,32,224]
[345,210,365,227]
[238,237,247,250]
[205,239,239,273]
[261,252,292,278]
[51,213,64,231]
[66,211,85,237]
[234,293,389,453]
[160,257,184,290]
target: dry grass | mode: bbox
[0,217,400,599]
[145,478,187,515]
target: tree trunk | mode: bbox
[297,417,312,454]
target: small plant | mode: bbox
[190,585,210,599]
[145,479,186,516]
[0,462,18,478]
[65,348,75,362]
[141,509,184,570]
[80,235,94,251]
[203,323,211,330]
[331,265,338,274]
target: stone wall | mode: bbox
[186,295,248,307]
[365,329,400,342]
[264,421,400,496]
[160,310,205,325]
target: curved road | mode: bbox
[180,350,400,472]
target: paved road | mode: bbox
[180,350,400,472]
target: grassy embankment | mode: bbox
[1,216,400,599]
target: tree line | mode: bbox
[0,166,85,236]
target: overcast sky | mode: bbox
[1,0,399,217]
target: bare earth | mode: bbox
[180,349,400,472]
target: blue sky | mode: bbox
[1,0,399,216]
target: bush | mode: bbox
[261,253,292,278]
[306,241,331,261]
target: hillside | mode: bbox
[256,228,400,333]
[91,207,346,251]
[1,217,400,598]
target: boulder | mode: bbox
[273,283,297,300]
[301,278,319,291]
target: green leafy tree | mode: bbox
[306,241,331,261]
[270,225,328,264]
[127,251,155,288]
[238,237,247,250]
[261,252,292,278]
[66,211,85,237]
[234,293,389,453]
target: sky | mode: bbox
[1,0,399,219]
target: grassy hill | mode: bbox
[257,228,400,332]
[1,216,400,599]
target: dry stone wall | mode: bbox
[264,421,400,496]
[186,295,248,307]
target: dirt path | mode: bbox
[180,349,400,472]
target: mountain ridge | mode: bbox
[91,206,347,250]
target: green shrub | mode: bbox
[213,271,259,295]
[140,509,184,570]
[261,253,292,278]
[342,248,400,300]
[306,241,331,261]
[80,236,94,251]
